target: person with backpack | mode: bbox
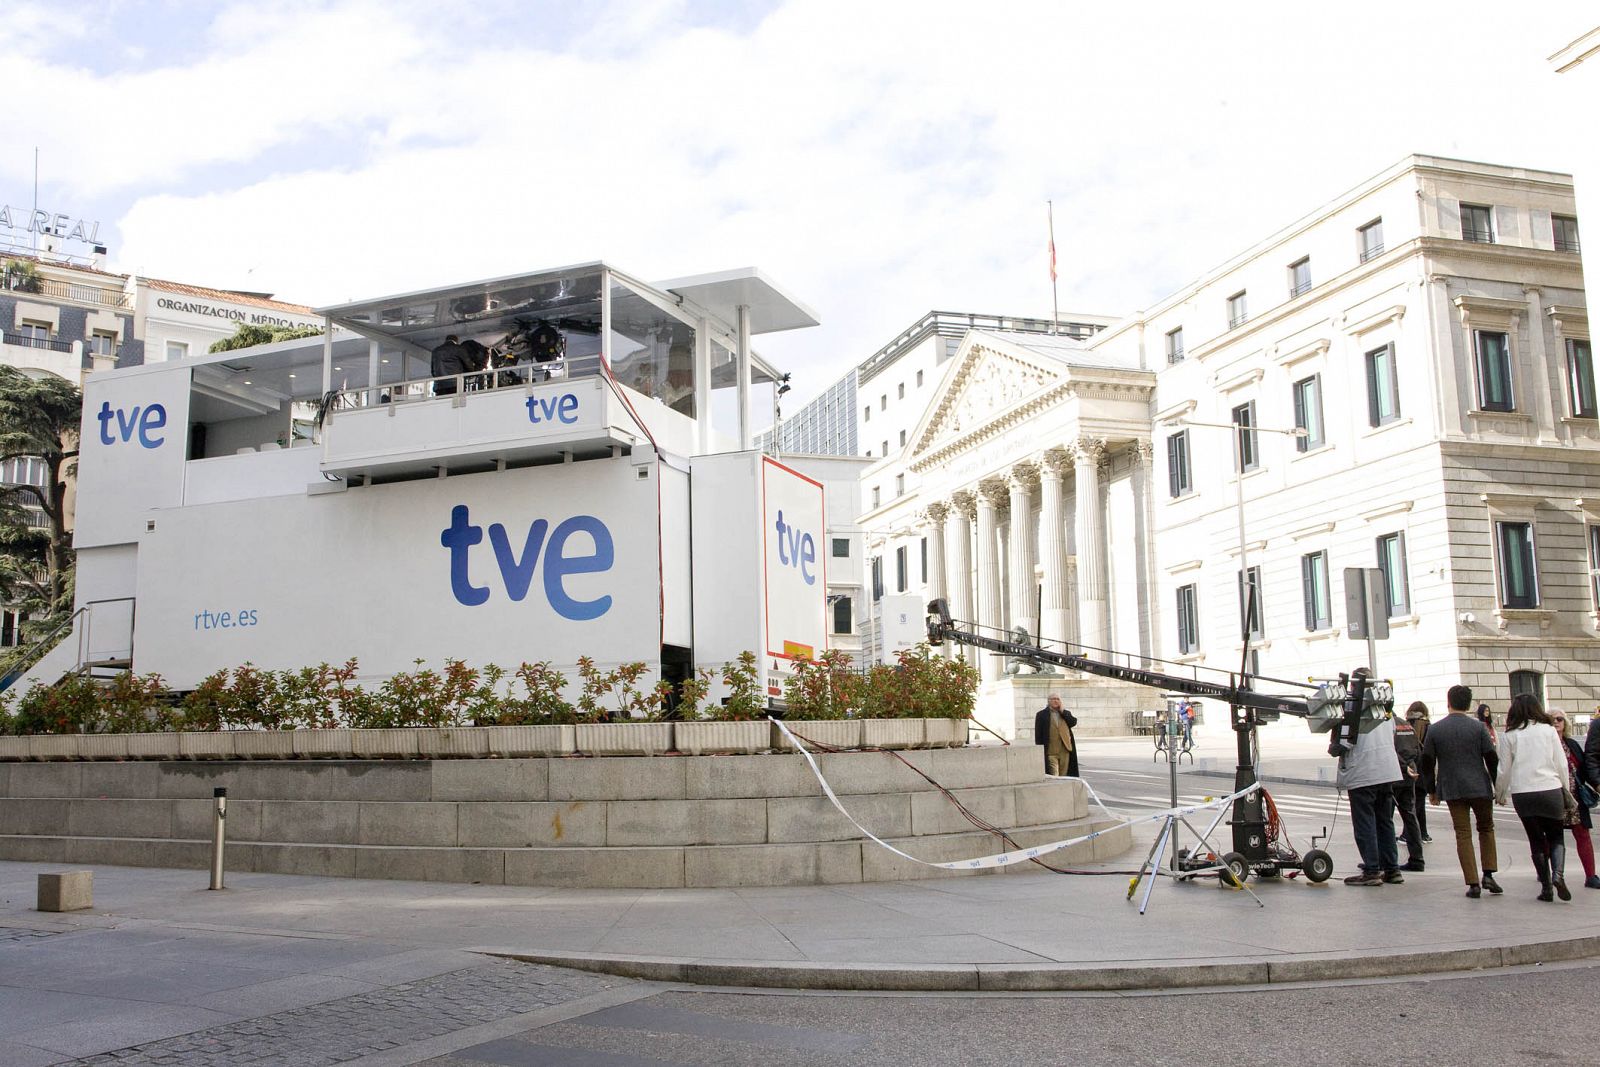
[1392,707,1425,871]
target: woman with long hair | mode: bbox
[1550,710,1600,889]
[1495,694,1573,901]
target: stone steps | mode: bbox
[0,817,1130,889]
[0,747,1134,887]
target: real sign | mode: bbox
[760,456,826,661]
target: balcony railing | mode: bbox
[1289,280,1312,298]
[1,332,73,353]
[1556,236,1581,254]
[1359,242,1385,263]
[1,275,130,309]
[1462,227,1494,244]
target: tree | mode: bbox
[209,322,323,353]
[1,259,42,294]
[0,366,80,643]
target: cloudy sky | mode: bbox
[4,1,1594,407]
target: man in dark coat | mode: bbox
[430,334,472,395]
[1034,692,1078,776]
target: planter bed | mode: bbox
[770,720,862,752]
[674,720,769,756]
[574,721,673,757]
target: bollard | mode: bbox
[209,787,227,890]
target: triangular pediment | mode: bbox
[909,335,1064,459]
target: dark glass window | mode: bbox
[1301,551,1331,630]
[1377,532,1409,616]
[1176,585,1199,653]
[1567,339,1595,418]
[1167,431,1191,498]
[1293,375,1323,451]
[1496,521,1538,608]
[1366,344,1400,426]
[1475,331,1514,412]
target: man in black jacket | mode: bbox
[1584,709,1600,784]
[1034,693,1078,776]
[431,335,472,395]
[1420,684,1501,898]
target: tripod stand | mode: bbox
[1125,780,1266,915]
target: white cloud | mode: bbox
[14,0,1597,402]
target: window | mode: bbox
[920,537,928,583]
[1553,214,1581,254]
[1589,525,1600,611]
[1227,291,1248,330]
[1176,584,1200,654]
[165,340,189,361]
[1460,202,1494,243]
[895,473,905,497]
[895,545,907,592]
[879,395,887,411]
[1231,401,1258,473]
[1237,566,1263,639]
[870,486,880,509]
[1474,331,1514,412]
[831,537,850,559]
[897,383,905,400]
[88,332,116,357]
[1496,521,1539,608]
[899,430,906,447]
[1567,339,1596,418]
[1165,327,1185,365]
[863,406,870,422]
[1301,551,1331,631]
[916,370,924,387]
[1288,257,1312,298]
[881,439,888,456]
[1376,532,1410,617]
[0,457,45,486]
[832,596,853,635]
[1509,669,1544,704]
[1167,431,1191,498]
[1359,218,1385,262]
[871,556,884,600]
[0,609,20,648]
[15,321,49,344]
[1365,343,1400,426]
[1292,375,1324,451]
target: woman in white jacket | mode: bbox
[1495,694,1572,901]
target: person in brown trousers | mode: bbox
[1419,684,1502,898]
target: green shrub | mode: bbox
[782,650,852,720]
[715,651,764,721]
[13,674,101,735]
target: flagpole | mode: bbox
[1047,200,1059,334]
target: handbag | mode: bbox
[1562,785,1582,826]
[1578,779,1599,810]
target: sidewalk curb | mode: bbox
[490,934,1600,992]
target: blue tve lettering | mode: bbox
[96,401,167,448]
[442,505,614,619]
[525,393,580,425]
[773,510,817,586]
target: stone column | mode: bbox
[923,502,948,605]
[1073,436,1109,652]
[1038,446,1073,651]
[1130,440,1159,665]
[975,479,1007,682]
[1007,463,1039,641]
[947,492,977,669]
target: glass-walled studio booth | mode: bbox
[181,264,812,483]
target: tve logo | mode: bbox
[440,504,614,620]
[96,401,166,448]
[525,394,579,424]
[772,509,817,586]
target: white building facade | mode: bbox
[862,156,1591,737]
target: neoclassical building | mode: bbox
[861,155,1593,738]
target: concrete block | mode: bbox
[358,802,459,846]
[250,842,358,878]
[231,731,297,760]
[67,835,209,870]
[0,737,28,762]
[861,719,926,749]
[978,961,1271,992]
[910,785,1016,837]
[0,798,70,835]
[352,846,504,885]
[924,719,970,748]
[67,798,175,839]
[168,760,430,803]
[178,732,236,760]
[605,799,766,846]
[1013,780,1085,826]
[486,725,574,758]
[8,763,82,798]
[0,761,10,796]
[79,762,161,799]
[770,719,862,752]
[812,750,936,797]
[0,834,70,862]
[860,830,988,881]
[504,846,685,889]
[123,734,181,760]
[172,798,261,842]
[27,735,82,761]
[1003,744,1046,784]
[574,722,673,756]
[458,801,606,847]
[550,757,686,801]
[674,721,771,755]
[349,729,419,760]
[153,762,240,800]
[37,870,92,911]
[432,759,549,802]
[766,793,911,843]
[292,729,353,759]
[685,841,864,887]
[258,800,360,844]
[77,734,131,761]
[923,747,1014,789]
[685,755,822,800]
[416,727,489,759]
